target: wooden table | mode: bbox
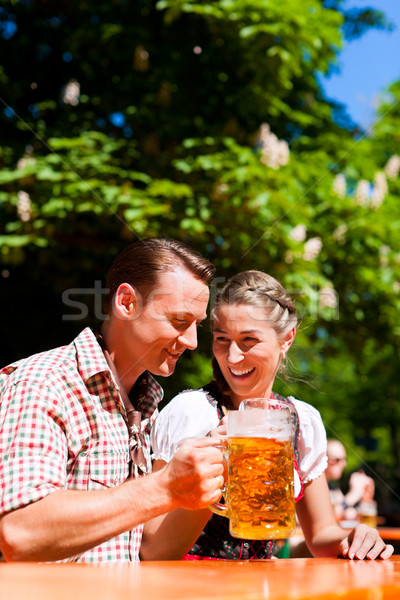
[378,527,400,542]
[1,557,400,600]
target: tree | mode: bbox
[1,0,399,507]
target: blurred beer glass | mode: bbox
[358,500,378,528]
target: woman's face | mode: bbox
[212,303,293,408]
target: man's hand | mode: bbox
[346,471,375,507]
[160,437,225,510]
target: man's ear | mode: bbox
[112,283,142,319]
[281,326,296,355]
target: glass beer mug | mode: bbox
[210,398,296,540]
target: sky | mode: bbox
[322,0,400,129]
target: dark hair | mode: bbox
[105,237,215,312]
[210,270,298,406]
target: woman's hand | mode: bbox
[207,416,227,439]
[340,524,394,560]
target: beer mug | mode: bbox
[210,398,296,540]
[358,500,378,528]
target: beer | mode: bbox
[209,400,296,540]
[358,501,378,528]
[227,436,295,540]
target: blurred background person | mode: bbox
[326,439,376,524]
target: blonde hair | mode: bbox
[210,270,298,407]
[211,270,297,337]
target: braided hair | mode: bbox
[210,270,298,408]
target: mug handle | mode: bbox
[209,486,230,518]
[208,440,229,517]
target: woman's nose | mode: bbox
[227,341,244,364]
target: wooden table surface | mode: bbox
[378,527,400,541]
[1,556,400,600]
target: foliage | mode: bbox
[1,0,400,508]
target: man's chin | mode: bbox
[154,363,177,378]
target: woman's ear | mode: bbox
[281,326,296,356]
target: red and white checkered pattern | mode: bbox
[0,328,162,562]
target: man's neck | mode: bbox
[100,323,143,393]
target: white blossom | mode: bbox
[285,251,293,264]
[380,256,388,267]
[379,245,390,267]
[371,172,387,209]
[212,182,228,200]
[62,79,80,106]
[354,179,370,207]
[289,224,306,242]
[319,286,338,309]
[333,224,347,245]
[17,156,36,169]
[332,174,346,198]
[303,237,322,261]
[258,123,290,169]
[393,281,400,293]
[384,155,400,181]
[17,191,32,222]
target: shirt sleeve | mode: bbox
[0,379,69,514]
[151,390,220,463]
[292,398,328,484]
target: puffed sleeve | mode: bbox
[151,389,220,463]
[291,398,328,484]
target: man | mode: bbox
[0,238,224,562]
[326,439,375,522]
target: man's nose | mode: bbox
[178,321,198,350]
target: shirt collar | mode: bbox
[74,327,163,418]
[74,327,110,382]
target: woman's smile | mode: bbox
[228,366,256,378]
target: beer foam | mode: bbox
[227,408,293,440]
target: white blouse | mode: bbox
[151,388,328,494]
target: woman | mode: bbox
[151,270,393,560]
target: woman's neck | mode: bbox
[230,387,273,410]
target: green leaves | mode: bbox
[0,0,399,490]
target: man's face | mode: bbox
[116,266,210,383]
[326,441,347,481]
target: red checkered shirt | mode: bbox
[0,327,162,562]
